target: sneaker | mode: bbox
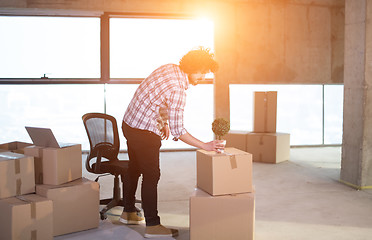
[119,211,144,225]
[144,224,179,238]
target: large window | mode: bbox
[0,15,343,150]
[0,85,104,150]
[110,18,214,78]
[0,15,215,150]
[0,16,100,78]
[230,84,343,145]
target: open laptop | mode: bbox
[25,126,74,148]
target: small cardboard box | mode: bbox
[190,188,255,240]
[197,148,253,196]
[0,194,53,240]
[0,141,33,154]
[253,91,277,133]
[24,144,82,185]
[0,152,35,199]
[224,130,250,151]
[246,132,290,163]
[36,177,100,236]
[24,146,44,184]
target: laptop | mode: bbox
[25,126,74,148]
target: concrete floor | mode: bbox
[55,147,372,240]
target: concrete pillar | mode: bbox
[213,3,236,122]
[341,0,372,189]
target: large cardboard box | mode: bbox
[253,91,277,133]
[246,132,290,164]
[224,130,250,151]
[190,188,255,240]
[0,141,33,154]
[0,194,53,240]
[36,178,100,236]
[0,152,35,199]
[197,148,253,196]
[24,144,82,185]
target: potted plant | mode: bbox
[212,118,230,153]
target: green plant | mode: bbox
[212,118,230,140]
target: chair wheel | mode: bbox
[100,212,107,220]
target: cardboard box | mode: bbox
[0,152,35,199]
[24,144,82,185]
[190,188,255,240]
[36,178,99,236]
[0,194,53,240]
[197,148,253,196]
[253,91,277,133]
[224,130,250,151]
[23,146,44,184]
[0,141,33,154]
[246,132,290,163]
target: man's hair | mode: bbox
[179,47,218,74]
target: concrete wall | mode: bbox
[0,0,345,120]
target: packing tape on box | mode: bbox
[16,196,37,219]
[16,179,22,195]
[15,158,20,174]
[224,153,237,169]
[264,92,268,132]
[259,136,264,145]
[17,196,39,240]
[31,230,37,240]
[15,158,22,195]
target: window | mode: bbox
[324,85,343,144]
[0,85,104,150]
[0,16,100,78]
[230,84,343,145]
[0,16,215,150]
[110,18,214,78]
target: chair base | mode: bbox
[99,198,142,220]
[97,173,142,220]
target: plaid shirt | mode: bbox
[123,64,189,138]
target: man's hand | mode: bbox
[203,140,226,152]
[161,124,170,140]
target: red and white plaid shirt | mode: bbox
[123,64,189,138]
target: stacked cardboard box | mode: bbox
[36,178,99,236]
[0,150,51,240]
[24,144,82,185]
[190,148,255,240]
[0,194,53,240]
[0,140,99,238]
[226,91,290,163]
[0,151,36,200]
[0,141,33,154]
[23,143,100,236]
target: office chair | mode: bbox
[82,112,140,220]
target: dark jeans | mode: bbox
[122,122,162,226]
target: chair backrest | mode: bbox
[82,112,120,173]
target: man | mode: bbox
[120,47,224,238]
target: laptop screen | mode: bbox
[25,126,61,148]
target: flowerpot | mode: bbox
[216,139,226,153]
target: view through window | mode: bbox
[0,16,215,150]
[0,16,343,150]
